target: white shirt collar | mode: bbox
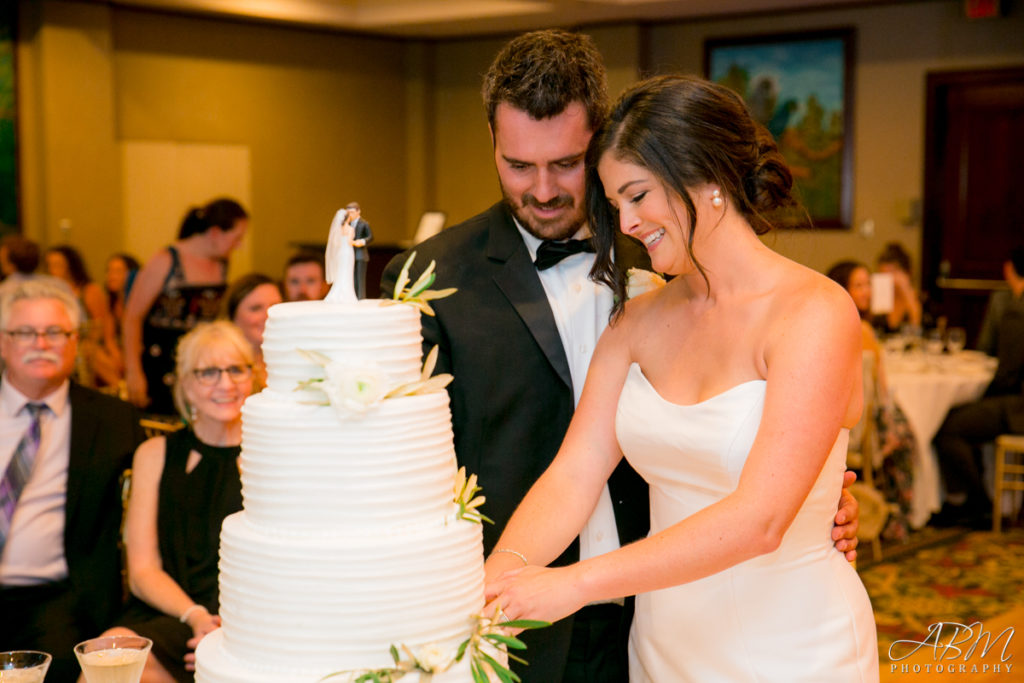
[0,374,70,419]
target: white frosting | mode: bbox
[195,297,487,683]
[261,299,423,400]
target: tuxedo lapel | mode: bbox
[486,208,573,390]
[65,383,98,527]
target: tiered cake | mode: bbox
[195,298,485,682]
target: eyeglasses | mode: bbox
[191,364,253,386]
[3,327,77,346]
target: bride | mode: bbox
[485,75,878,681]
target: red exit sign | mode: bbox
[965,0,1004,18]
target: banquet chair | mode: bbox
[847,351,888,561]
[992,434,1024,532]
[120,418,184,596]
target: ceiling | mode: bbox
[93,0,881,38]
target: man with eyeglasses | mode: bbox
[0,277,144,682]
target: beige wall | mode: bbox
[15,0,1024,283]
[18,1,410,279]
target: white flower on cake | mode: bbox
[413,644,453,673]
[295,346,453,420]
[322,360,388,417]
[626,267,666,299]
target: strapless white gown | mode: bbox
[616,363,878,682]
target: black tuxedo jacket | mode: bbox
[352,218,373,262]
[381,202,651,681]
[64,383,145,632]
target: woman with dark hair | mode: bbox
[123,198,249,414]
[875,241,924,333]
[485,76,877,680]
[45,244,122,387]
[828,260,915,542]
[221,272,282,387]
[106,252,140,335]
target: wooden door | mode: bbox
[922,67,1024,346]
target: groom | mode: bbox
[381,29,860,683]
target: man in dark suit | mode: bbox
[345,202,373,299]
[0,277,144,682]
[383,29,859,683]
[933,247,1024,528]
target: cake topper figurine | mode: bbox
[324,207,358,304]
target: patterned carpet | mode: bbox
[859,527,1024,669]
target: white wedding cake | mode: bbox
[195,296,488,682]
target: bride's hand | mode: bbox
[484,565,586,629]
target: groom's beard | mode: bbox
[502,186,587,242]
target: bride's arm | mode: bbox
[483,309,636,582]
[488,279,862,624]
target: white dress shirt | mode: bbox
[0,376,71,585]
[515,222,622,566]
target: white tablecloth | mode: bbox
[883,351,996,528]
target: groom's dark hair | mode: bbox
[482,29,609,135]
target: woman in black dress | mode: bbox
[99,320,256,682]
[122,198,249,415]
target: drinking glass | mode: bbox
[901,323,923,352]
[924,329,945,356]
[946,327,967,354]
[0,651,51,683]
[74,636,151,683]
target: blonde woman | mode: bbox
[97,321,255,683]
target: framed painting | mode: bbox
[705,29,854,228]
[0,3,17,236]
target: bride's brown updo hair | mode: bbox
[588,75,799,317]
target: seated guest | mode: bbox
[828,260,916,541]
[283,249,329,301]
[99,320,254,683]
[0,277,143,683]
[977,245,1024,365]
[874,241,925,334]
[45,245,122,388]
[105,253,141,346]
[222,273,281,387]
[0,235,40,287]
[933,299,1024,528]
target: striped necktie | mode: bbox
[0,403,47,552]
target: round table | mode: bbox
[883,350,996,528]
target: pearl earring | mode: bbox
[711,189,724,208]
[190,405,198,422]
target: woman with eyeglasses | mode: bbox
[95,320,257,683]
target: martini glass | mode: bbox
[74,636,151,683]
[0,651,51,683]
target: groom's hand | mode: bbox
[832,470,860,562]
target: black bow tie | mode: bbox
[534,238,595,271]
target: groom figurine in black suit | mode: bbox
[382,29,860,683]
[345,201,373,299]
[0,277,145,682]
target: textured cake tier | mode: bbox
[240,391,457,532]
[208,511,484,678]
[196,629,477,683]
[262,299,423,399]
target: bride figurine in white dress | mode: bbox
[486,75,879,682]
[324,207,358,304]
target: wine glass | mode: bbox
[924,329,945,356]
[946,327,967,354]
[0,651,51,683]
[74,636,151,683]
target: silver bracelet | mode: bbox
[492,548,528,566]
[179,604,208,623]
